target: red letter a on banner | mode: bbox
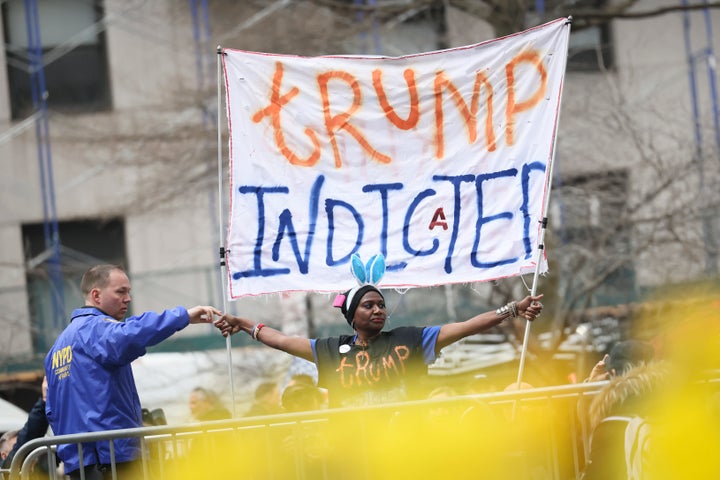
[429,208,448,230]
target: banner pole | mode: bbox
[514,17,573,393]
[216,45,236,417]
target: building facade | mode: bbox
[1,0,718,378]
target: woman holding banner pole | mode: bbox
[215,254,543,408]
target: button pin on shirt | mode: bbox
[339,344,351,354]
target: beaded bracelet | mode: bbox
[251,323,266,340]
[495,301,518,318]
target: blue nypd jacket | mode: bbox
[44,306,189,473]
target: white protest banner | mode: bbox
[223,18,570,299]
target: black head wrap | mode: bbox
[607,340,654,376]
[337,285,384,326]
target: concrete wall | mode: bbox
[1,0,719,367]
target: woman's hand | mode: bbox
[214,313,252,337]
[516,294,544,321]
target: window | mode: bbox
[3,0,110,119]
[336,0,446,55]
[567,22,614,71]
[526,0,614,72]
[552,170,635,306]
[556,170,628,234]
[563,0,614,71]
[23,219,126,353]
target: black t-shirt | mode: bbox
[314,326,429,408]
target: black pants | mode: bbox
[68,461,143,480]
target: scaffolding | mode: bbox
[23,0,65,330]
[682,0,720,276]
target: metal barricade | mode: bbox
[8,382,607,480]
